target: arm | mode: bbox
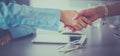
[104,2,120,17]
[7,2,79,31]
[72,2,120,31]
[0,2,79,31]
[0,2,79,45]
[7,2,61,31]
[94,2,120,18]
[0,2,61,30]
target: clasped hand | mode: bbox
[61,10,92,32]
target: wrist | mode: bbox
[95,6,105,18]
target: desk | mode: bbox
[0,30,120,56]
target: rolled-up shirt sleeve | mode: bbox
[7,3,61,31]
[0,2,61,39]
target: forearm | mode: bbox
[96,2,120,18]
[0,2,61,31]
[7,2,61,31]
[106,2,120,16]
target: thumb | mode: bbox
[72,10,85,20]
[72,14,80,20]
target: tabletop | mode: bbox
[0,28,120,56]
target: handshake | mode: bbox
[60,6,105,32]
[60,10,92,32]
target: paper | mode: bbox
[32,29,70,43]
[32,29,82,44]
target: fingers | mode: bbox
[64,25,77,32]
[76,16,92,28]
[68,26,76,32]
[77,17,87,28]
[74,26,80,31]
[64,18,86,32]
[72,23,83,31]
[73,14,79,20]
[80,16,92,25]
[72,16,92,31]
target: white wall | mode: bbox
[30,0,96,10]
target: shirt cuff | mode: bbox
[58,22,65,32]
[8,25,35,39]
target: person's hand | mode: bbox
[60,10,77,26]
[60,10,84,31]
[73,16,92,31]
[0,30,12,46]
[74,6,105,30]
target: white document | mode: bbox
[32,29,82,44]
[32,29,70,43]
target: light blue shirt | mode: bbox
[0,2,61,39]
